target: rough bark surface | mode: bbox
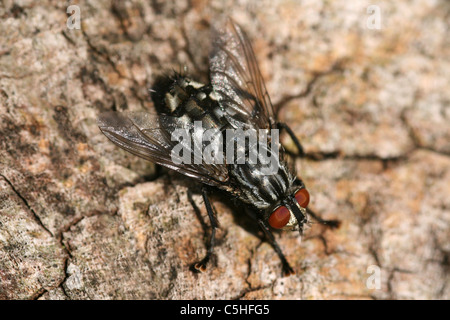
[0,0,449,300]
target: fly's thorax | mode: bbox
[228,158,295,210]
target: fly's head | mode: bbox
[266,184,310,234]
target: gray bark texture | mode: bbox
[0,0,449,299]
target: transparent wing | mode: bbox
[210,18,277,130]
[97,111,229,187]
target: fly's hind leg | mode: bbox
[257,219,295,276]
[189,187,219,272]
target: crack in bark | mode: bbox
[1,172,119,299]
[0,173,101,299]
[429,231,450,298]
[400,108,450,157]
[110,0,133,42]
[81,29,133,82]
[30,287,47,300]
[55,209,119,300]
[61,29,77,47]
[57,256,71,299]
[0,174,53,237]
[232,241,280,300]
[386,267,415,299]
[273,59,346,113]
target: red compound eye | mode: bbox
[268,206,290,229]
[295,188,310,208]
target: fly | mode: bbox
[97,18,339,275]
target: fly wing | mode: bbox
[98,111,229,187]
[210,18,277,130]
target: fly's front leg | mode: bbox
[279,120,342,231]
[277,122,305,158]
[193,187,219,272]
[257,219,295,276]
[293,177,341,230]
[306,207,341,229]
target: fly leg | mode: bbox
[292,177,341,229]
[281,119,342,230]
[257,219,295,276]
[192,187,219,272]
[306,207,341,229]
[277,122,305,158]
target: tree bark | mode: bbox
[0,0,448,299]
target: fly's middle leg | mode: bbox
[191,187,219,272]
[257,219,295,276]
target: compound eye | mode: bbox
[295,188,310,208]
[268,206,290,229]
